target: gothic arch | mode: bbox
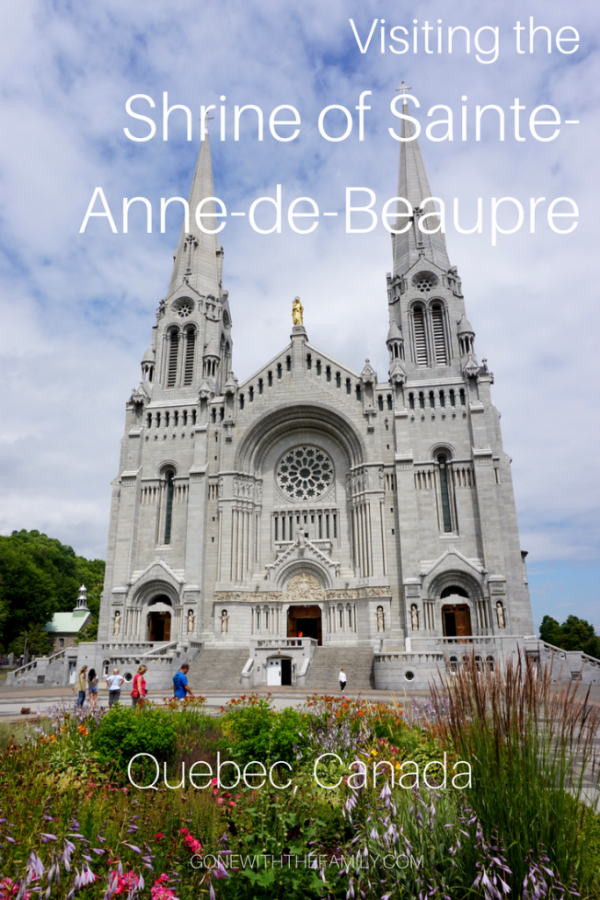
[235,402,366,476]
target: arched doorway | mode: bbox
[442,604,472,638]
[147,595,172,642]
[287,605,322,645]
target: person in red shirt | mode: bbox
[131,665,147,707]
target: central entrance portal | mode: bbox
[287,604,322,645]
[148,612,171,641]
[442,604,472,638]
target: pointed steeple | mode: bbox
[168,131,222,298]
[392,93,450,277]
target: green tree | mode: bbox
[539,614,600,659]
[0,530,105,650]
[8,622,53,658]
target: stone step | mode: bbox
[187,647,250,691]
[305,647,374,691]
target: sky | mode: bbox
[0,0,598,631]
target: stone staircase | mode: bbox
[304,647,375,692]
[187,647,251,691]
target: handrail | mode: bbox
[10,648,66,677]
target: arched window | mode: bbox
[460,388,466,406]
[355,384,362,400]
[429,390,435,408]
[449,389,456,407]
[307,353,312,370]
[409,392,415,410]
[277,363,282,379]
[165,412,170,427]
[387,394,393,410]
[167,331,179,387]
[336,372,341,388]
[437,453,453,532]
[147,413,152,428]
[431,302,448,365]
[346,378,351,394]
[192,409,197,425]
[419,391,425,409]
[326,365,331,382]
[268,370,273,386]
[239,393,245,409]
[183,329,195,385]
[211,408,216,423]
[164,471,175,544]
[378,395,384,411]
[174,411,179,426]
[413,306,428,366]
[258,378,263,394]
[316,359,322,376]
[156,412,161,427]
[182,410,188,425]
[286,355,291,372]
[249,386,254,402]
[439,390,445,407]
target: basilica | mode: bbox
[14,101,564,692]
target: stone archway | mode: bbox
[285,574,324,645]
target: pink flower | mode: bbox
[110,870,140,896]
[151,874,178,900]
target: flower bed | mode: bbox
[1,657,599,898]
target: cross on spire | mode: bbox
[396,81,412,96]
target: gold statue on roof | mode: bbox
[292,296,304,326]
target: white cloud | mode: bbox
[0,0,598,612]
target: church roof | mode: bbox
[44,609,91,634]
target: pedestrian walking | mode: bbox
[173,663,194,700]
[339,667,347,691]
[76,665,88,708]
[106,667,124,707]
[87,668,99,710]
[131,665,147,707]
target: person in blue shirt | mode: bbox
[173,663,194,700]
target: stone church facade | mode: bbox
[20,100,586,692]
[90,98,538,690]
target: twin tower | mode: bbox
[90,99,536,690]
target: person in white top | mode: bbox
[106,668,125,707]
[339,668,347,691]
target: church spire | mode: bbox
[168,129,222,298]
[392,87,450,277]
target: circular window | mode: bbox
[276,446,334,501]
[172,298,194,318]
[124,671,133,682]
[412,272,438,293]
[405,670,415,682]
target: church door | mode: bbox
[148,612,171,642]
[442,604,472,638]
[287,605,322,645]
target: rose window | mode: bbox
[177,303,193,318]
[412,272,438,293]
[277,446,333,500]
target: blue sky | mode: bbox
[0,0,598,630]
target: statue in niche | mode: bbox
[221,609,229,634]
[377,605,385,632]
[292,296,304,326]
[411,604,419,631]
[496,601,506,629]
[113,610,121,636]
[378,467,385,490]
[187,609,194,634]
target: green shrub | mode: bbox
[92,703,177,772]
[222,699,307,764]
